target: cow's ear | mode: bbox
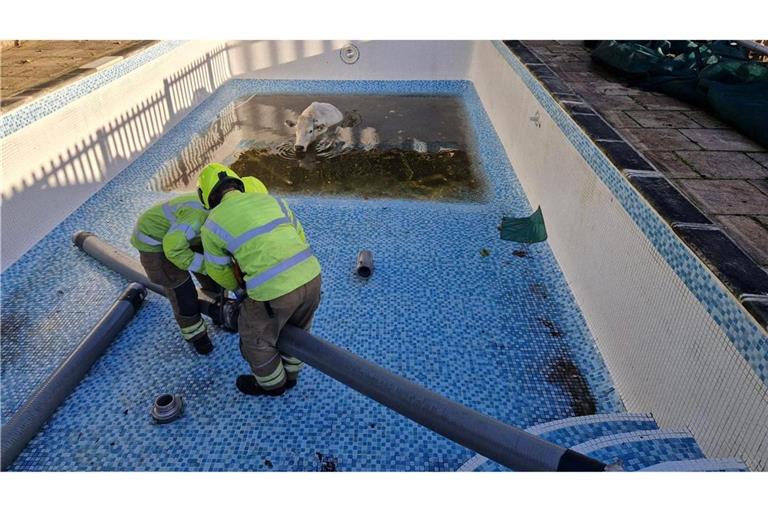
[284,119,296,128]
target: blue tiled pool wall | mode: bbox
[492,41,768,387]
[3,79,624,471]
[0,41,186,138]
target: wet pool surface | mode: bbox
[157,95,485,201]
[1,80,623,471]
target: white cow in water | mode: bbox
[285,102,345,153]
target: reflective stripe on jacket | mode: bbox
[130,193,208,273]
[201,191,321,301]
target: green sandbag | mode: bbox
[591,41,664,75]
[499,206,547,244]
[700,59,768,84]
[706,81,768,147]
[643,73,706,105]
[590,40,767,149]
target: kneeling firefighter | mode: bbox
[198,164,322,396]
[131,171,268,355]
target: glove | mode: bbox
[221,299,240,332]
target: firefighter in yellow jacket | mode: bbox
[131,174,268,355]
[198,164,322,396]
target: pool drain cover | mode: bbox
[150,394,184,424]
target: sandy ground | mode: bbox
[1,40,154,111]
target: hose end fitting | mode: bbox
[72,231,95,249]
[355,250,374,279]
[119,283,147,312]
[150,394,184,424]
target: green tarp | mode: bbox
[499,206,548,244]
[590,40,768,148]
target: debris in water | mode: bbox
[480,248,491,257]
[264,459,273,468]
[228,147,481,202]
[512,250,528,258]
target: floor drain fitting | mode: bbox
[150,394,184,424]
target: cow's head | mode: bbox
[285,115,327,154]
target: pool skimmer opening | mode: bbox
[151,394,184,424]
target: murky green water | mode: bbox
[154,95,486,202]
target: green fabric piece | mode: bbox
[590,40,768,147]
[499,206,547,244]
[706,81,768,147]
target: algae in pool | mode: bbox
[153,95,486,202]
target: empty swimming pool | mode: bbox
[1,78,623,471]
[1,41,766,471]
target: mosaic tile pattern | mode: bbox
[2,80,624,471]
[493,41,768,386]
[0,41,185,138]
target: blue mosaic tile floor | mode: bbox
[2,80,623,471]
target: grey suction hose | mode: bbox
[72,231,225,325]
[73,231,165,295]
[73,231,607,471]
[279,325,605,472]
[1,283,147,471]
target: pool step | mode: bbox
[527,412,658,447]
[457,413,749,472]
[572,428,705,471]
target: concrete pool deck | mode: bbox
[519,40,768,275]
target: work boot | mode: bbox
[236,375,286,396]
[190,333,214,355]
